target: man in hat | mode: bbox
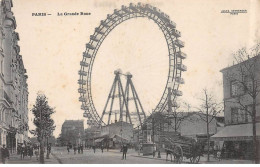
[0,144,10,164]
[122,144,128,160]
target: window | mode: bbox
[244,76,255,93]
[231,108,250,124]
[231,81,239,97]
[231,108,239,124]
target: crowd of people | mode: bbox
[66,143,84,154]
[17,143,37,159]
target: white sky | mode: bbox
[12,0,260,137]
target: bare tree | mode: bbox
[170,101,194,132]
[196,88,223,162]
[224,43,260,163]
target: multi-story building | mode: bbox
[0,0,29,153]
[212,55,260,159]
[60,120,84,145]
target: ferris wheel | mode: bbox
[78,3,187,127]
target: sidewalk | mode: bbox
[129,152,255,164]
[5,153,61,164]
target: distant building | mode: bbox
[0,0,29,153]
[212,55,260,159]
[94,121,133,148]
[60,120,84,145]
[139,112,224,150]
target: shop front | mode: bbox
[211,123,260,160]
[6,130,16,153]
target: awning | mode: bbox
[211,123,260,141]
[113,135,131,143]
[95,138,105,143]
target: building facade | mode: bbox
[60,120,84,145]
[142,112,224,148]
[212,55,260,160]
[93,121,133,148]
[0,0,29,153]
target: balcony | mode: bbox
[95,27,105,35]
[86,43,95,50]
[83,52,91,58]
[174,39,185,48]
[78,79,86,85]
[5,11,17,28]
[176,51,187,59]
[14,45,20,54]
[172,29,181,38]
[80,61,88,67]
[175,77,185,84]
[167,20,176,29]
[177,64,187,71]
[1,90,13,105]
[78,88,86,94]
[172,89,183,96]
[79,96,87,102]
[15,32,20,40]
[78,70,87,76]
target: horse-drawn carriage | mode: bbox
[163,135,204,163]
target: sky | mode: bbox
[12,0,260,137]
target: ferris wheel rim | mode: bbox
[78,3,186,127]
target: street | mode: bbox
[50,147,172,164]
[3,147,255,164]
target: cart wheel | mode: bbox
[193,155,200,164]
[173,145,183,164]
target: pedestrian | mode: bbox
[101,144,104,153]
[47,143,51,158]
[21,144,26,159]
[73,144,77,154]
[67,144,70,154]
[217,150,221,161]
[77,144,80,154]
[122,144,128,160]
[0,144,10,164]
[80,144,83,154]
[34,145,39,160]
[92,145,96,153]
[28,145,33,159]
